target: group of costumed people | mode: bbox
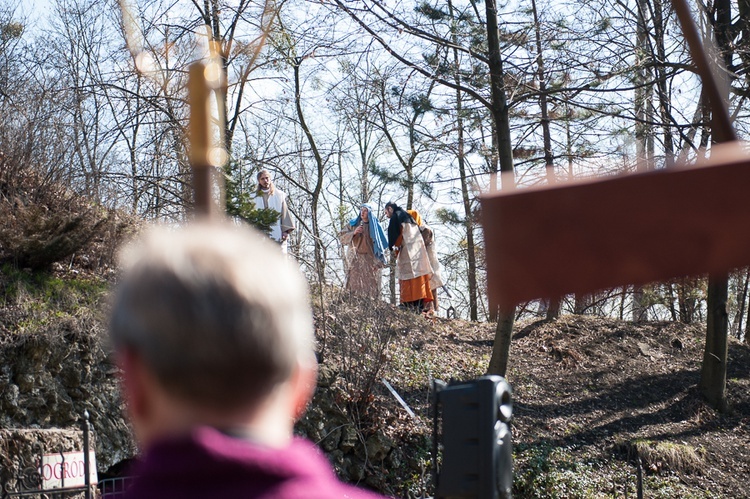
[340,201,444,314]
[250,169,443,313]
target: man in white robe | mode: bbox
[253,169,295,254]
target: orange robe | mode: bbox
[394,216,433,306]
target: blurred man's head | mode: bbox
[110,221,316,446]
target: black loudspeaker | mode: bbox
[433,375,513,499]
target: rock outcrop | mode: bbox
[0,320,135,474]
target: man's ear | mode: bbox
[117,348,149,431]
[291,359,318,421]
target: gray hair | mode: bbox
[110,220,314,411]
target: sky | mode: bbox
[16,0,53,28]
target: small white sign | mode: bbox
[40,451,98,490]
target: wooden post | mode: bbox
[188,61,219,217]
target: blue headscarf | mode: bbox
[349,203,388,265]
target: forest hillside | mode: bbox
[334,301,750,498]
[0,263,748,498]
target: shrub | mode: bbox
[0,158,133,270]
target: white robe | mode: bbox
[396,222,433,281]
[253,188,293,253]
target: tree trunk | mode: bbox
[700,274,729,411]
[484,0,514,181]
[485,0,517,374]
[677,278,697,324]
[448,0,478,321]
[531,0,559,322]
[733,269,749,340]
[574,293,591,315]
[699,0,733,412]
[488,123,500,323]
[651,0,676,165]
[488,308,514,376]
[632,0,654,323]
[632,287,648,322]
[294,59,326,285]
[546,297,561,321]
[666,283,677,321]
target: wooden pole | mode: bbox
[188,61,218,217]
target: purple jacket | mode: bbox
[120,427,388,498]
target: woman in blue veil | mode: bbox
[339,203,388,297]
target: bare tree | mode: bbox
[329,57,387,207]
[699,0,735,413]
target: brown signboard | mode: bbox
[480,141,750,309]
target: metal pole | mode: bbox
[83,410,91,499]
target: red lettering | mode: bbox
[41,454,93,486]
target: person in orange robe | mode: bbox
[384,202,433,312]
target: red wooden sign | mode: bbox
[481,141,750,309]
